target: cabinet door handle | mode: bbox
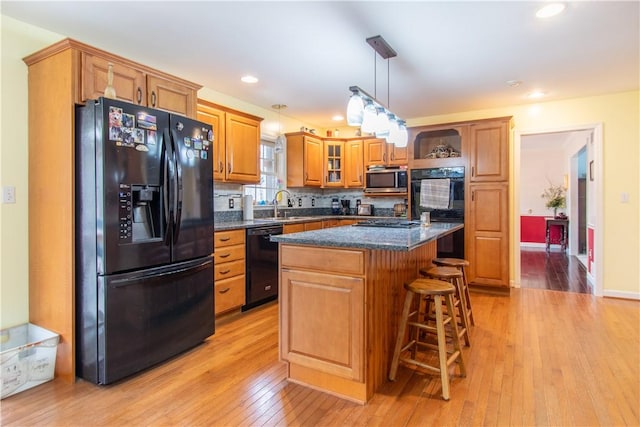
[383,153,387,163]
[136,88,143,104]
[218,253,231,258]
[220,269,231,275]
[219,161,224,173]
[219,237,231,242]
[151,91,156,107]
[228,163,232,174]
[471,166,475,177]
[219,287,230,294]
[472,191,475,202]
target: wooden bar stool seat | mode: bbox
[432,257,475,326]
[389,278,466,401]
[419,266,471,346]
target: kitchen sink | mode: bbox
[255,216,316,222]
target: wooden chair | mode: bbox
[419,265,471,346]
[389,278,466,401]
[431,257,475,326]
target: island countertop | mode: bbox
[271,222,463,251]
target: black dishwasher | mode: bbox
[243,225,283,311]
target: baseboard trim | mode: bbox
[603,290,640,301]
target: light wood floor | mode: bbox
[2,289,639,426]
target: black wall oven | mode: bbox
[410,167,465,259]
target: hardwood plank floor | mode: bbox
[520,247,591,293]
[2,289,638,426]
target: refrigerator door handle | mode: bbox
[109,258,212,287]
[173,137,183,244]
[163,129,175,245]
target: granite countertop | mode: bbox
[270,222,463,251]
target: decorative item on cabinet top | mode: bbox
[424,143,460,159]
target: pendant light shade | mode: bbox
[346,36,405,144]
[346,92,365,126]
[272,104,287,153]
[360,102,378,134]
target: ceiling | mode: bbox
[2,1,639,128]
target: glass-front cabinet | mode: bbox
[324,140,344,187]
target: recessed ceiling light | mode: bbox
[332,115,344,121]
[506,80,522,87]
[241,75,258,84]
[528,90,547,99]
[536,3,566,18]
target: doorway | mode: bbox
[514,124,603,296]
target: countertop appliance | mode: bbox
[75,98,214,385]
[340,199,351,215]
[244,225,283,311]
[365,167,408,193]
[410,167,465,258]
[357,203,373,216]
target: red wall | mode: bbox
[521,216,562,243]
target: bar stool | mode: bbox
[389,278,466,401]
[432,258,475,326]
[419,266,471,346]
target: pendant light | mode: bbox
[272,104,287,153]
[346,35,407,147]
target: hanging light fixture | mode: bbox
[346,35,407,147]
[272,104,287,153]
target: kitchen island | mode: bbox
[271,222,463,403]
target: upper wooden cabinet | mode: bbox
[364,138,407,168]
[286,132,323,187]
[197,100,262,184]
[324,139,345,187]
[469,119,510,182]
[345,139,364,188]
[80,47,199,118]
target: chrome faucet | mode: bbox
[273,189,291,218]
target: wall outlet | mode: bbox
[2,186,16,204]
[228,198,234,209]
[297,198,302,207]
[311,198,315,207]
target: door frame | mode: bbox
[513,123,603,296]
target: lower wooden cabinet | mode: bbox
[214,229,246,314]
[466,182,509,288]
[280,245,365,382]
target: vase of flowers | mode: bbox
[541,183,566,218]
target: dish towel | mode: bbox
[420,179,451,209]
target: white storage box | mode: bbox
[1,323,59,399]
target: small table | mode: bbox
[546,218,569,252]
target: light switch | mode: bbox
[621,192,630,203]
[2,186,16,204]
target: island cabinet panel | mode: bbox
[280,269,364,381]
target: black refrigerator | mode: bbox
[75,98,214,384]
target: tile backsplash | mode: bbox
[213,182,406,222]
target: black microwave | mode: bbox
[365,168,408,193]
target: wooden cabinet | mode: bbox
[22,38,203,382]
[466,183,509,288]
[324,140,345,187]
[364,138,408,168]
[81,49,198,118]
[345,139,364,188]
[469,119,509,182]
[280,245,365,382]
[303,221,323,231]
[198,100,262,184]
[286,132,323,187]
[214,229,246,315]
